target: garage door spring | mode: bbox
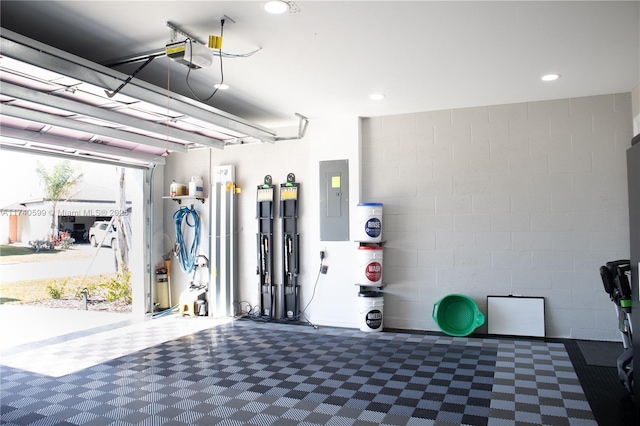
[173,206,200,274]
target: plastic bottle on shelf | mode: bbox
[170,180,178,197]
[189,176,204,197]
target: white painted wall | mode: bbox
[0,216,8,244]
[128,167,146,318]
[162,149,212,306]
[201,117,361,328]
[362,93,633,340]
[305,117,361,328]
[147,165,167,313]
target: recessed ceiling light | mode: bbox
[264,0,289,14]
[370,93,385,101]
[541,73,561,82]
[214,83,229,90]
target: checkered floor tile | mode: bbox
[0,318,597,425]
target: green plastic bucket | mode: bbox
[432,294,485,337]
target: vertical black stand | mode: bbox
[280,173,300,320]
[257,175,275,318]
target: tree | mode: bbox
[35,160,83,237]
[113,166,130,275]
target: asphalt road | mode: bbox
[0,244,117,282]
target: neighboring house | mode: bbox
[0,181,132,244]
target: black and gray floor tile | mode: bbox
[0,317,598,425]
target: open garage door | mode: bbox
[0,150,145,350]
[0,27,286,350]
[0,27,279,169]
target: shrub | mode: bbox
[29,239,53,251]
[72,281,100,299]
[100,271,132,304]
[59,236,75,250]
[29,232,74,251]
[46,280,67,299]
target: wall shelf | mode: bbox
[163,196,205,205]
[355,283,386,292]
[356,240,385,246]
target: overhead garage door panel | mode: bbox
[0,28,279,168]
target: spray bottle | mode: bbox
[170,180,178,197]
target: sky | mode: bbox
[0,150,123,206]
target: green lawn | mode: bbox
[0,244,61,257]
[0,245,30,256]
[0,244,93,263]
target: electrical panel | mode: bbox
[319,160,349,241]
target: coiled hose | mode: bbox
[173,206,200,274]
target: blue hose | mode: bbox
[173,206,200,274]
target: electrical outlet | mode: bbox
[320,265,328,274]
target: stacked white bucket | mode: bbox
[357,246,383,286]
[355,202,384,332]
[355,202,383,244]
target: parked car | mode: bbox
[88,221,117,248]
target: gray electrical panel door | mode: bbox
[319,160,349,241]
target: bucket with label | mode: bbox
[358,291,384,332]
[357,245,383,285]
[355,202,383,243]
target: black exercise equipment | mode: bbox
[600,259,634,395]
[280,173,300,320]
[257,175,275,318]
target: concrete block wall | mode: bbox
[361,93,633,339]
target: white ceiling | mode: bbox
[1,1,639,128]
